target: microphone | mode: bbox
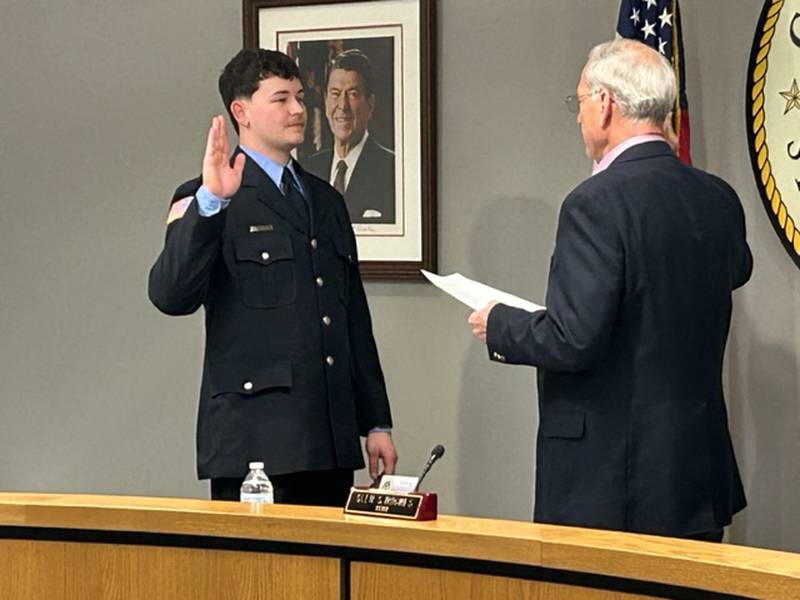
[414,444,445,492]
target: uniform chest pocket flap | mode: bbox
[541,410,585,439]
[234,233,296,308]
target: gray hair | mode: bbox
[583,39,676,125]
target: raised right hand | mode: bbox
[202,115,245,198]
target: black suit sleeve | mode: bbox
[339,212,393,434]
[732,212,752,291]
[487,189,623,371]
[148,178,226,316]
[724,183,753,290]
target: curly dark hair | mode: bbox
[218,48,301,133]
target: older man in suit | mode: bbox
[305,49,395,224]
[149,49,396,506]
[469,39,751,541]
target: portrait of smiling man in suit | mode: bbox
[305,48,396,225]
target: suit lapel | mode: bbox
[347,138,376,196]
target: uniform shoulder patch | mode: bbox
[166,196,193,225]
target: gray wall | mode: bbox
[1,0,797,552]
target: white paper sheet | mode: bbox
[421,270,545,313]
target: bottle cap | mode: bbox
[248,461,265,469]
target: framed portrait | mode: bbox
[243,0,436,280]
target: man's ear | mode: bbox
[599,90,613,128]
[368,94,375,119]
[662,111,679,155]
[230,98,249,129]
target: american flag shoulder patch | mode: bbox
[166,196,193,225]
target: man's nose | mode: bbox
[336,93,349,111]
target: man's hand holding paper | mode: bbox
[420,270,545,343]
[467,301,498,341]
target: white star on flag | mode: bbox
[615,0,692,164]
[658,7,673,28]
[641,19,656,40]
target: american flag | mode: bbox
[617,0,691,164]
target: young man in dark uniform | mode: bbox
[149,49,396,506]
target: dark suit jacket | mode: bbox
[487,141,752,536]
[149,152,392,480]
[305,136,395,224]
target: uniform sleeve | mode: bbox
[487,189,624,371]
[341,213,393,434]
[148,177,227,316]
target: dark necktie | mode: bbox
[281,168,311,228]
[333,160,348,195]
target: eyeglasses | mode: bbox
[564,90,600,114]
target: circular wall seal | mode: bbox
[747,0,800,267]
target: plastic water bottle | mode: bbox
[240,461,274,504]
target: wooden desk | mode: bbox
[0,493,797,599]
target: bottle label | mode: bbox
[240,492,274,504]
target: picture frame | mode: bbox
[243,0,436,280]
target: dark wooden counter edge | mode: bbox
[0,525,744,600]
